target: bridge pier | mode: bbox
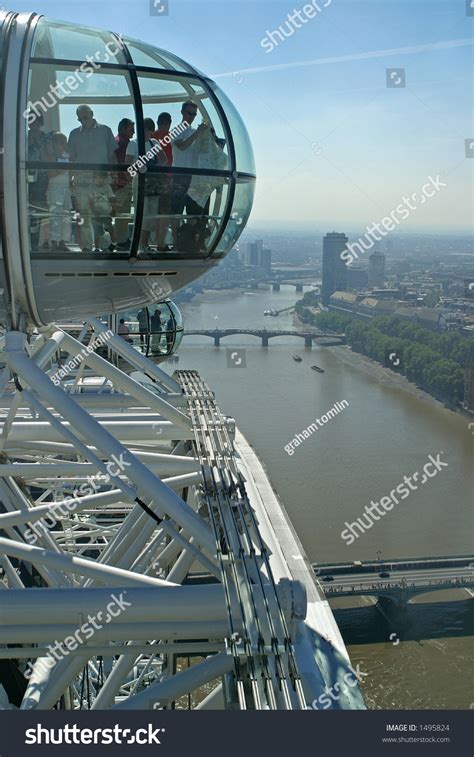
[304,336,313,348]
[261,335,269,347]
[376,592,410,622]
[214,336,220,347]
[295,284,303,292]
[272,283,280,292]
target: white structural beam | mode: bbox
[88,317,183,395]
[0,583,296,626]
[57,328,189,429]
[112,652,235,710]
[0,538,178,588]
[0,473,202,530]
[0,393,188,411]
[0,643,224,659]
[5,332,215,555]
[1,421,193,443]
[196,684,225,710]
[0,620,233,644]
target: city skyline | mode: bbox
[5,0,473,232]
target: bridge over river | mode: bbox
[313,554,474,611]
[183,329,345,347]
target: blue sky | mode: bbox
[6,0,474,232]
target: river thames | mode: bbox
[166,285,473,709]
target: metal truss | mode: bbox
[0,321,365,711]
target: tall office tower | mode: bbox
[321,232,348,304]
[260,248,272,274]
[368,250,386,287]
[248,243,259,267]
[244,240,264,267]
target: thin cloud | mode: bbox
[212,38,474,78]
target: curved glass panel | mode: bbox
[137,172,230,255]
[117,300,183,357]
[215,178,255,254]
[25,62,137,255]
[32,18,127,64]
[168,299,183,328]
[209,83,255,175]
[137,74,231,171]
[168,299,184,351]
[123,37,202,74]
[138,72,194,99]
[25,62,136,137]
[23,18,254,269]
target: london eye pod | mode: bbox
[0,9,256,330]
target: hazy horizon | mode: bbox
[245,220,474,236]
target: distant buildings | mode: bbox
[327,291,358,314]
[241,240,272,273]
[347,265,368,291]
[244,239,263,267]
[328,290,448,330]
[368,250,385,287]
[322,232,348,304]
[259,247,272,274]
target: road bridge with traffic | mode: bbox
[183,329,345,347]
[313,555,474,610]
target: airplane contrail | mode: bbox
[212,38,474,78]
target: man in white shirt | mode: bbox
[170,100,209,247]
[68,105,117,251]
